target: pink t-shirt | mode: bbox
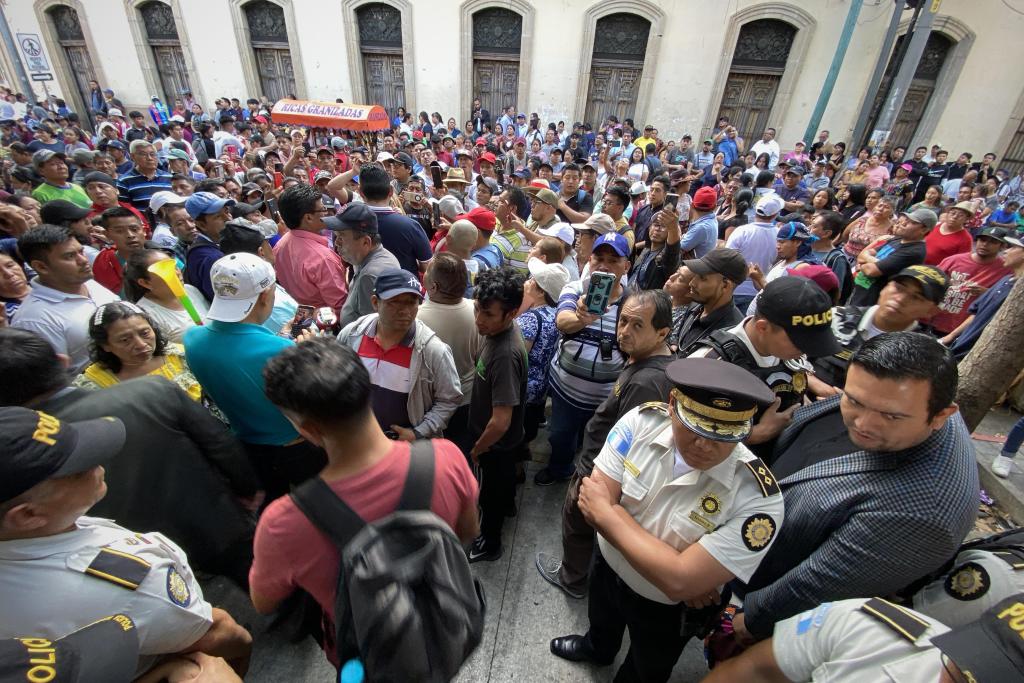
[865,164,890,189]
[249,438,477,658]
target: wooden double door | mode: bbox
[362,52,404,116]
[254,47,295,101]
[718,69,782,145]
[474,58,519,124]
[584,60,642,129]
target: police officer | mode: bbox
[810,264,948,395]
[688,276,841,451]
[0,407,252,677]
[549,357,783,682]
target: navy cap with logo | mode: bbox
[324,202,379,234]
[374,268,424,300]
[0,407,126,504]
[665,358,776,442]
[755,276,841,357]
[0,614,139,683]
[393,152,415,169]
[931,593,1024,682]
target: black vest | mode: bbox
[699,329,807,413]
[811,305,869,390]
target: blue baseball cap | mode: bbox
[185,191,235,219]
[374,269,424,301]
[592,232,630,257]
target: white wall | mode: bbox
[3,0,1023,160]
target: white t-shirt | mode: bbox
[136,285,209,343]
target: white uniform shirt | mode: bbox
[0,516,212,674]
[11,278,120,373]
[594,404,785,604]
[912,547,1024,629]
[772,598,946,682]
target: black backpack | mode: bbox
[290,441,485,682]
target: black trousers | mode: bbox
[585,551,688,683]
[479,447,517,547]
[444,403,473,454]
[243,440,327,505]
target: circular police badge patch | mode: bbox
[945,562,989,601]
[792,371,807,394]
[742,514,775,552]
[166,567,191,607]
[700,493,722,515]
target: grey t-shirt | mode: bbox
[468,324,527,452]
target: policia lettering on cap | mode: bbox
[549,358,784,682]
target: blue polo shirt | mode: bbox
[183,320,298,445]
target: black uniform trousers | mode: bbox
[584,550,688,683]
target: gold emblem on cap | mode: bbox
[711,398,732,409]
[743,515,775,550]
[700,493,722,515]
[949,565,986,598]
[671,389,757,422]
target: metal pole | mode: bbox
[851,0,907,149]
[868,0,940,151]
[802,0,864,146]
[0,6,34,100]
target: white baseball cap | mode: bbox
[206,253,276,322]
[528,257,571,302]
[108,108,123,117]
[376,151,395,162]
[755,193,785,217]
[149,190,186,214]
[538,223,574,246]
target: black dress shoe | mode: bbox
[549,635,613,665]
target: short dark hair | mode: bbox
[99,206,138,228]
[358,163,392,201]
[645,143,656,155]
[278,184,323,229]
[561,163,580,176]
[0,329,69,405]
[849,331,958,420]
[263,337,372,426]
[194,178,225,194]
[816,210,846,239]
[17,224,74,265]
[426,252,468,299]
[88,303,168,373]
[170,173,194,184]
[473,265,524,314]
[219,223,266,255]
[504,185,529,217]
[755,170,776,189]
[623,289,672,331]
[604,186,629,208]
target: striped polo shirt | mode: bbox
[116,166,173,217]
[490,228,531,276]
[356,319,416,430]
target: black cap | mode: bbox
[0,614,139,683]
[429,134,441,144]
[976,227,1007,242]
[374,268,424,300]
[394,152,415,169]
[931,593,1024,681]
[230,200,265,218]
[756,276,841,357]
[665,358,776,442]
[39,199,91,225]
[241,182,264,197]
[0,407,125,503]
[81,171,117,188]
[684,248,747,286]
[891,264,950,304]
[323,202,378,234]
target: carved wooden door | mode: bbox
[584,61,642,129]
[362,53,404,115]
[254,48,295,102]
[140,1,190,102]
[472,7,522,117]
[718,71,782,145]
[48,4,96,126]
[357,3,405,113]
[1002,117,1024,177]
[473,60,519,123]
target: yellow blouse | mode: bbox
[74,344,202,402]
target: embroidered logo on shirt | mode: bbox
[699,493,722,515]
[166,567,191,607]
[742,514,776,552]
[945,562,989,601]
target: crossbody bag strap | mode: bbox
[290,477,366,550]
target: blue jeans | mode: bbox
[546,391,596,478]
[1003,416,1024,457]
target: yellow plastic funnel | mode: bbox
[148,259,203,325]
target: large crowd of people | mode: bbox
[0,84,1023,682]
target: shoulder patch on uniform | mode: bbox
[992,549,1024,570]
[638,401,669,415]
[166,566,192,607]
[742,458,780,497]
[85,547,152,590]
[860,598,930,642]
[944,562,990,601]
[741,514,776,552]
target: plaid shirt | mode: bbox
[739,395,978,639]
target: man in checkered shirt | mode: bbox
[731,331,979,642]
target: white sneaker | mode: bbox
[992,454,1015,478]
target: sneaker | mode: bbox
[534,468,571,487]
[468,536,503,563]
[535,552,586,599]
[992,454,1015,478]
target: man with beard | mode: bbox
[672,249,745,355]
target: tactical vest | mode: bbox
[699,329,807,413]
[811,306,869,390]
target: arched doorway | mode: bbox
[717,19,796,144]
[242,0,296,100]
[356,3,405,115]
[865,32,954,150]
[471,7,522,120]
[583,13,650,127]
[46,4,97,125]
[138,1,191,103]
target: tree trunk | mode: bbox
[956,276,1024,432]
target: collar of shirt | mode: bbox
[0,518,95,560]
[366,204,398,216]
[366,316,416,347]
[288,228,330,248]
[27,277,102,303]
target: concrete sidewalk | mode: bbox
[970,406,1024,525]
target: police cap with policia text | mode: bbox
[755,276,842,357]
[0,614,139,683]
[0,407,126,503]
[665,357,777,442]
[930,593,1024,681]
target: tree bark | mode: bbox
[956,276,1024,432]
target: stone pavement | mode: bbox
[971,406,1024,525]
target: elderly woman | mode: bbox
[74,301,204,402]
[840,194,896,265]
[0,249,30,323]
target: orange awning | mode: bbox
[269,99,390,132]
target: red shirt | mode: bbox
[930,252,1012,333]
[91,248,124,294]
[924,224,973,266]
[249,439,477,665]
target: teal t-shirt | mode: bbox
[183,320,298,445]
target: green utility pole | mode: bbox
[802,0,864,145]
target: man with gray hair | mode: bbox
[116,139,172,223]
[327,203,401,327]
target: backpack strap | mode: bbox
[290,477,367,550]
[397,439,435,511]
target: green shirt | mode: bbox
[32,181,92,209]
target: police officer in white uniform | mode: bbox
[0,407,252,677]
[549,357,784,682]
